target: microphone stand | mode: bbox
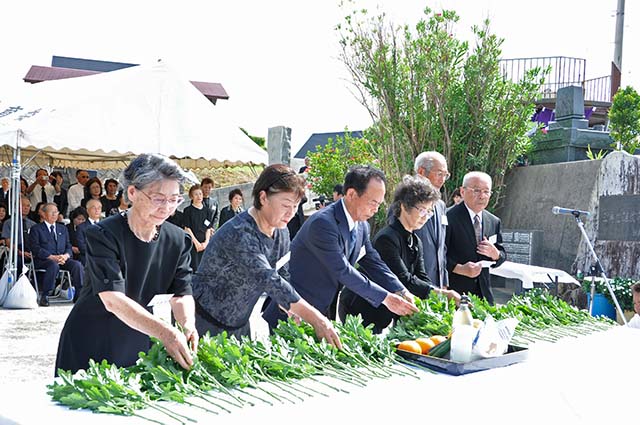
[572,212,627,324]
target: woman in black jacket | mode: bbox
[338,175,460,333]
[217,188,244,228]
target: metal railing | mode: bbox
[499,56,611,103]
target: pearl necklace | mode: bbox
[122,211,160,242]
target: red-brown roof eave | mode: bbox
[22,65,229,102]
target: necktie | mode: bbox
[50,224,57,241]
[41,185,47,203]
[349,226,358,257]
[473,214,482,244]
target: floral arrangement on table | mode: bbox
[581,277,636,312]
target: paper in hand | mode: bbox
[477,260,496,269]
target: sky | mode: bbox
[1,0,637,155]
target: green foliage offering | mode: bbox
[581,277,637,312]
[609,86,640,154]
[306,131,377,197]
[389,289,615,347]
[337,4,545,208]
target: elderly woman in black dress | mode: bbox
[217,188,244,228]
[55,154,198,373]
[338,175,460,333]
[192,164,341,348]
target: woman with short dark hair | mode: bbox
[339,175,460,333]
[81,177,103,209]
[192,164,341,348]
[218,188,244,228]
[55,153,198,374]
[183,184,215,271]
[67,206,88,260]
[101,178,121,216]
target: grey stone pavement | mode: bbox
[0,302,72,383]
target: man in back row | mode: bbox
[445,171,506,304]
[67,169,90,216]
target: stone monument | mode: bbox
[267,126,291,166]
[529,86,613,165]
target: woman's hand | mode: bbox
[160,327,194,370]
[183,324,199,353]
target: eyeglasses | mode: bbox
[138,190,184,208]
[430,169,451,180]
[465,187,493,197]
[413,206,434,218]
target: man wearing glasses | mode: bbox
[411,151,452,290]
[67,169,91,216]
[445,171,506,304]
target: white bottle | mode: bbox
[450,295,475,362]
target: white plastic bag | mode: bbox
[0,269,9,305]
[472,315,519,359]
[3,274,38,309]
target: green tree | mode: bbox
[306,131,377,197]
[609,86,640,154]
[337,4,544,208]
[240,127,266,150]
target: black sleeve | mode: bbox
[373,232,432,298]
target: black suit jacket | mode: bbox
[28,222,73,264]
[444,202,506,305]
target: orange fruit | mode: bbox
[430,335,447,345]
[397,340,422,354]
[415,338,436,355]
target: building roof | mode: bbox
[52,55,137,72]
[23,61,229,103]
[294,130,364,159]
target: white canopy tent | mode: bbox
[0,60,267,169]
[0,61,267,306]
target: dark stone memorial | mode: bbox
[597,195,640,241]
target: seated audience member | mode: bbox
[28,203,84,306]
[0,177,9,205]
[66,207,88,261]
[50,171,68,219]
[218,188,244,228]
[108,190,130,216]
[19,176,29,197]
[27,169,57,211]
[29,201,47,223]
[76,199,102,265]
[101,178,121,216]
[0,203,8,227]
[338,176,460,333]
[80,177,103,209]
[2,197,37,274]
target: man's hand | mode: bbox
[455,261,482,278]
[311,317,342,350]
[382,292,419,316]
[72,246,80,255]
[477,237,500,260]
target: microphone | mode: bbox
[552,206,591,217]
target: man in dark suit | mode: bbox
[0,177,10,206]
[200,177,219,229]
[445,172,506,305]
[28,203,84,306]
[76,199,102,265]
[263,166,418,328]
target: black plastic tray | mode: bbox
[397,344,529,376]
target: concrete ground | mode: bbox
[0,302,73,383]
